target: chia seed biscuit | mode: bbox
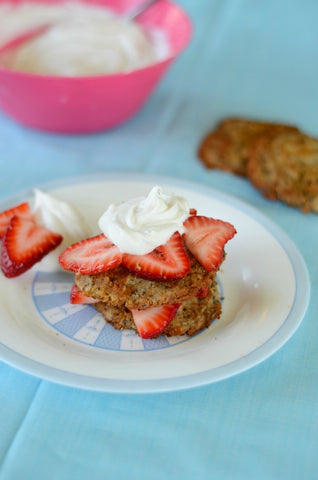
[75,251,218,310]
[198,118,298,176]
[247,129,318,213]
[95,281,222,337]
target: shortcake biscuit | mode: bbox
[247,129,318,213]
[199,118,297,176]
[95,281,221,337]
[75,251,217,310]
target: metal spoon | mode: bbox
[125,0,159,21]
[0,24,50,55]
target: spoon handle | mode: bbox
[125,0,159,21]
[0,24,50,55]
[0,1,159,56]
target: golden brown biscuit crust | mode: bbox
[247,130,318,213]
[198,118,298,176]
[75,251,218,310]
[95,281,222,337]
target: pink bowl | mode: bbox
[0,0,192,133]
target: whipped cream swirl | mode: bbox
[98,186,189,255]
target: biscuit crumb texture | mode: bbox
[75,251,217,310]
[95,281,221,337]
[75,251,223,338]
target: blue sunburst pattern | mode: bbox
[32,271,192,351]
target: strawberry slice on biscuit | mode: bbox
[122,231,191,281]
[131,303,180,339]
[183,215,236,272]
[70,284,99,304]
[59,234,123,275]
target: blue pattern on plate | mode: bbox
[53,309,97,338]
[94,324,122,350]
[32,271,194,351]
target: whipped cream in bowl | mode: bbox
[98,186,190,255]
[0,1,192,133]
[0,2,170,76]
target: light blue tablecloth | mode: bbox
[0,1,317,479]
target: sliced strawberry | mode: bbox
[131,303,180,339]
[1,215,63,278]
[183,215,236,272]
[70,284,99,305]
[0,202,31,239]
[197,286,209,298]
[189,208,197,216]
[59,234,122,275]
[122,231,191,281]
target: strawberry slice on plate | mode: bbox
[183,215,236,272]
[70,284,99,305]
[122,231,191,281]
[130,303,180,339]
[59,234,122,275]
[1,215,63,278]
[0,202,31,239]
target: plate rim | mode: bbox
[0,172,311,393]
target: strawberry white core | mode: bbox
[98,186,190,255]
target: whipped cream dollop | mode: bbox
[0,2,169,76]
[98,186,190,255]
[32,189,90,246]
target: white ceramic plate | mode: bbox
[0,174,310,393]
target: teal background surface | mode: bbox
[0,1,317,478]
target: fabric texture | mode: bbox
[0,1,317,479]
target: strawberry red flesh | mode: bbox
[70,284,99,304]
[1,215,63,278]
[183,215,236,272]
[0,202,31,239]
[122,231,191,281]
[59,234,122,275]
[196,286,209,298]
[131,303,180,339]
